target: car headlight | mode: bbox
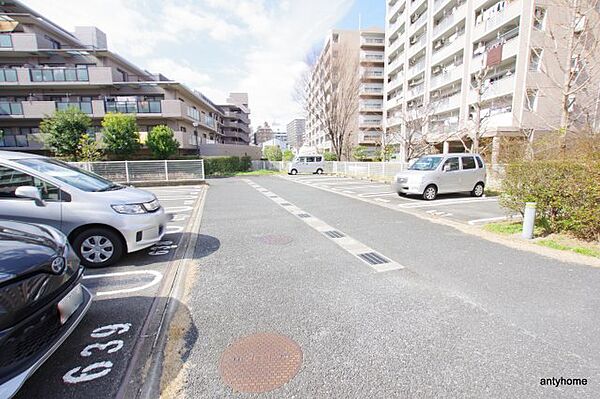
[111,204,147,214]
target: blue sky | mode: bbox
[23,0,385,130]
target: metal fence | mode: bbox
[71,160,205,183]
[251,161,409,182]
[251,160,506,188]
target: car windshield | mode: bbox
[15,158,122,192]
[409,156,443,171]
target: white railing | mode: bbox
[71,160,205,183]
[251,161,409,181]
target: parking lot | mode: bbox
[281,175,517,225]
[14,185,205,399]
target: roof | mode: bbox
[0,150,44,160]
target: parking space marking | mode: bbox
[399,197,498,208]
[359,192,397,198]
[245,179,404,273]
[375,198,391,203]
[165,206,195,213]
[83,270,163,297]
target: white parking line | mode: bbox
[245,179,404,273]
[399,197,498,208]
[358,192,396,198]
[83,270,163,297]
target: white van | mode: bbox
[392,153,487,200]
[288,155,325,175]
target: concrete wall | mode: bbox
[199,144,262,159]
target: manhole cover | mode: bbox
[219,333,303,393]
[258,234,294,246]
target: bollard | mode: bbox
[522,202,537,239]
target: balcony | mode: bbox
[431,31,465,66]
[105,100,162,114]
[0,134,43,149]
[471,29,519,72]
[472,0,521,41]
[362,67,385,79]
[359,117,383,128]
[407,83,425,99]
[388,54,404,74]
[433,0,452,12]
[431,92,461,113]
[361,53,385,63]
[0,102,23,116]
[360,85,384,96]
[361,36,385,47]
[473,75,515,102]
[432,2,467,39]
[407,58,426,78]
[56,101,93,114]
[430,65,463,89]
[387,73,404,94]
[30,67,89,83]
[409,11,428,35]
[359,101,384,112]
[408,33,428,58]
[388,0,404,18]
[359,132,381,144]
[0,67,114,86]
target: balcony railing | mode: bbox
[430,65,463,88]
[30,67,89,82]
[105,100,161,114]
[408,58,426,77]
[361,37,385,46]
[56,101,93,114]
[0,69,18,82]
[407,83,425,98]
[0,102,23,115]
[362,54,385,62]
[360,86,384,95]
[432,93,461,112]
[433,2,466,37]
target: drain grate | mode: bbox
[357,252,390,265]
[323,230,345,239]
[297,213,311,218]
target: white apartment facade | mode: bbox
[384,0,595,163]
[306,29,385,159]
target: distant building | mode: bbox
[254,122,274,145]
[219,93,251,145]
[273,131,287,147]
[286,119,306,149]
[261,138,287,151]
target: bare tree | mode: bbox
[541,0,600,151]
[387,101,437,162]
[295,46,361,161]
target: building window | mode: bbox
[526,89,539,111]
[534,7,547,30]
[44,35,61,49]
[0,34,12,48]
[529,48,543,71]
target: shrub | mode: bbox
[283,149,295,161]
[203,156,251,176]
[264,145,283,161]
[147,125,179,159]
[101,113,140,159]
[40,107,91,160]
[77,134,103,161]
[323,151,337,161]
[500,161,600,240]
[352,145,367,161]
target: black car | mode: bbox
[0,220,92,398]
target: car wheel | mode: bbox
[422,185,437,201]
[471,182,485,197]
[73,228,124,268]
[316,168,324,175]
[290,169,298,175]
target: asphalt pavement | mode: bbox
[176,176,600,398]
[14,185,205,399]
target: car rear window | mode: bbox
[475,156,484,168]
[462,156,476,170]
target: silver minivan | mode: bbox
[392,153,486,200]
[0,151,170,267]
[288,155,325,175]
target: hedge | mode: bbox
[500,161,600,241]
[203,156,252,176]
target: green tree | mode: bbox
[282,149,295,161]
[77,134,103,161]
[147,125,180,159]
[381,144,395,162]
[352,145,368,161]
[101,113,140,159]
[40,107,91,159]
[264,145,283,161]
[323,151,337,161]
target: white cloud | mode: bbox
[21,0,355,125]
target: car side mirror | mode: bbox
[15,186,45,207]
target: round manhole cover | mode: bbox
[219,333,303,393]
[257,234,294,246]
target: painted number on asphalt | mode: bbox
[63,323,131,384]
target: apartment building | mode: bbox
[305,29,385,159]
[384,0,596,163]
[286,118,306,150]
[0,1,245,153]
[254,122,274,145]
[219,93,251,145]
